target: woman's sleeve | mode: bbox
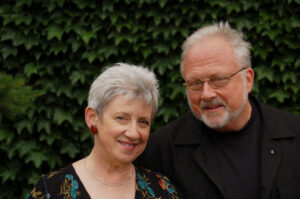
[27,175,49,199]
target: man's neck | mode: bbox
[214,100,252,132]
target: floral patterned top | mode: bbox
[27,164,182,199]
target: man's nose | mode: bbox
[200,81,217,100]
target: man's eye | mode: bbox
[214,77,225,82]
[190,80,203,86]
[212,77,228,84]
[116,116,125,120]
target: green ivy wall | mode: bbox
[0,0,299,198]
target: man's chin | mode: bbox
[200,114,229,129]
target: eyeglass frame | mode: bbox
[183,66,250,92]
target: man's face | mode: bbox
[182,35,254,132]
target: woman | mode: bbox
[28,63,182,199]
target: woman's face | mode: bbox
[95,95,152,166]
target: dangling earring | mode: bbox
[90,124,98,135]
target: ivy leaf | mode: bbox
[0,128,14,144]
[98,45,118,58]
[153,43,169,55]
[37,120,51,134]
[109,14,118,24]
[56,0,66,7]
[291,16,300,28]
[56,83,72,98]
[49,42,68,55]
[16,119,33,134]
[53,108,73,125]
[0,45,18,59]
[47,25,64,41]
[0,28,16,41]
[83,51,98,63]
[16,140,36,158]
[153,15,162,25]
[70,71,86,85]
[295,58,300,68]
[12,13,32,25]
[60,142,79,158]
[142,48,152,59]
[169,84,185,100]
[271,57,286,71]
[284,83,300,94]
[24,63,38,77]
[269,90,289,103]
[159,0,168,8]
[73,89,88,105]
[80,129,91,142]
[15,0,33,8]
[157,106,179,123]
[226,2,241,14]
[254,66,274,82]
[253,45,273,60]
[70,39,81,53]
[81,31,97,44]
[26,151,47,168]
[28,172,41,185]
[39,134,56,145]
[179,28,189,37]
[282,71,297,83]
[0,167,18,183]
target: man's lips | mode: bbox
[203,104,224,112]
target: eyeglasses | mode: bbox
[183,67,249,92]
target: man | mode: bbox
[136,22,300,199]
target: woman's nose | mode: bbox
[124,123,140,139]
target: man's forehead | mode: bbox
[188,35,232,56]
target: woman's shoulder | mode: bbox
[27,163,89,199]
[135,166,183,199]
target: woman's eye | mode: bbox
[116,116,125,120]
[139,120,150,126]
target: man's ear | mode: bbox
[85,107,99,128]
[246,68,255,93]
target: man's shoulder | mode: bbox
[152,111,197,136]
[258,100,300,121]
[149,110,203,145]
[255,99,300,135]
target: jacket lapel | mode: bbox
[254,97,295,199]
[260,128,282,199]
[174,112,227,197]
[193,134,228,198]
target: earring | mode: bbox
[90,124,98,135]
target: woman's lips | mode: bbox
[118,141,137,150]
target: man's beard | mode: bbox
[188,80,248,130]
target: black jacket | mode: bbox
[136,96,300,199]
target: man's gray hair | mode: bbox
[88,63,159,119]
[181,21,251,75]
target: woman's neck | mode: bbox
[86,147,134,185]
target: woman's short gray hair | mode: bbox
[181,21,251,75]
[88,63,159,119]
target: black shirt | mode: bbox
[206,100,261,199]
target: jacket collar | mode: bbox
[250,94,295,139]
[174,95,295,145]
[174,111,204,145]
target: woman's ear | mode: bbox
[85,107,98,128]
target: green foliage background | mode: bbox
[0,0,299,198]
